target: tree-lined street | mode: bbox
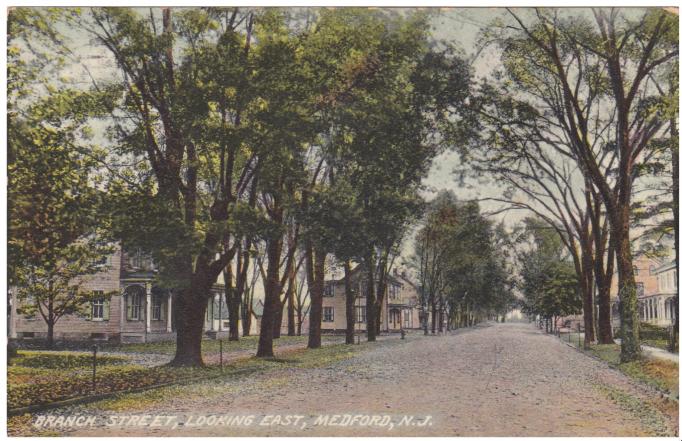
[26,323,676,437]
[6,7,678,437]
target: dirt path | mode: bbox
[32,323,676,436]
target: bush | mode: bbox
[639,322,670,341]
[614,323,671,342]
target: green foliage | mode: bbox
[415,191,514,318]
[519,217,582,319]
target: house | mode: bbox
[321,266,423,334]
[645,260,677,326]
[10,244,230,343]
[609,255,678,328]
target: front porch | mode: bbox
[121,281,232,343]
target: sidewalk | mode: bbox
[557,329,679,364]
[615,338,679,364]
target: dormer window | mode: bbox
[128,248,156,271]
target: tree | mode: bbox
[80,8,264,366]
[414,192,513,332]
[519,218,583,329]
[482,8,677,361]
[466,75,619,345]
[9,90,113,348]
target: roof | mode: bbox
[325,264,417,289]
[654,260,677,274]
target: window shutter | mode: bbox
[126,296,132,320]
[103,299,110,321]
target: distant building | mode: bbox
[320,266,423,333]
[610,255,677,328]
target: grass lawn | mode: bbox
[641,338,672,351]
[8,337,399,436]
[110,334,340,355]
[8,350,215,409]
[7,335,379,411]
[587,344,679,400]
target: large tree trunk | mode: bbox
[171,287,209,366]
[613,208,642,362]
[226,290,240,340]
[365,252,377,342]
[273,295,283,339]
[286,276,296,337]
[374,252,388,336]
[595,235,615,344]
[430,297,437,334]
[344,261,355,345]
[437,306,444,333]
[306,246,326,349]
[241,282,252,337]
[225,263,240,341]
[257,232,283,358]
[579,244,595,347]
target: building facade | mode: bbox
[10,245,232,343]
[321,266,422,334]
[610,255,677,328]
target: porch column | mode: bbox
[166,292,173,332]
[209,294,215,331]
[120,287,126,332]
[9,288,17,339]
[218,293,224,331]
[145,283,151,333]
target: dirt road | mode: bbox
[31,322,677,436]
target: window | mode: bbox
[403,309,410,325]
[359,281,367,297]
[129,248,155,271]
[323,284,334,297]
[356,306,366,323]
[633,266,639,276]
[389,284,400,300]
[152,294,163,321]
[127,289,143,321]
[322,307,334,322]
[91,291,105,320]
